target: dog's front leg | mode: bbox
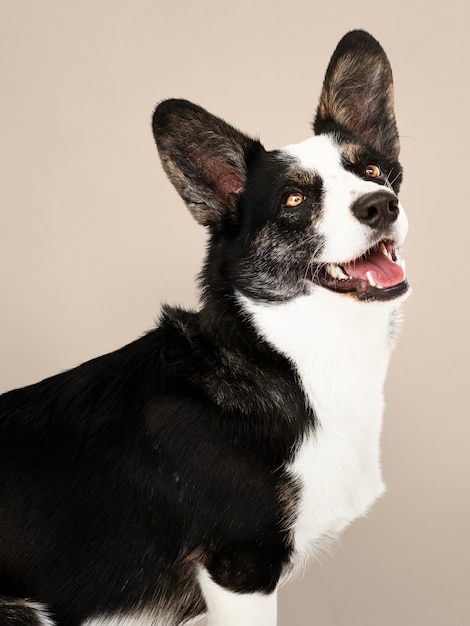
[198,567,277,626]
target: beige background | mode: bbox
[1,1,469,625]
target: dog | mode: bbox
[0,30,408,626]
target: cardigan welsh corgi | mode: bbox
[0,29,408,626]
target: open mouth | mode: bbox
[312,240,409,302]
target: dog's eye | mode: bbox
[284,193,306,208]
[365,164,382,178]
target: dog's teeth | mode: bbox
[379,242,393,260]
[326,263,336,277]
[399,259,406,274]
[366,271,378,288]
[327,264,348,280]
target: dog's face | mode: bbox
[153,30,408,304]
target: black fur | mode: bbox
[0,30,401,625]
[0,304,313,624]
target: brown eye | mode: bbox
[365,164,381,178]
[285,192,305,208]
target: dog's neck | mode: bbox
[238,288,401,415]
[239,288,401,557]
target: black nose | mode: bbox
[352,190,399,229]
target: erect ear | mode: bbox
[152,99,261,228]
[313,30,400,160]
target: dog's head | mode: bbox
[153,30,408,304]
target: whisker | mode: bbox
[385,167,401,190]
[303,240,326,283]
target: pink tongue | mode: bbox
[342,249,404,288]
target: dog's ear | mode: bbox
[153,99,261,228]
[314,30,399,160]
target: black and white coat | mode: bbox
[0,30,408,626]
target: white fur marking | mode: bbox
[22,601,55,626]
[198,567,277,626]
[239,289,400,561]
[281,135,409,262]
[82,612,162,626]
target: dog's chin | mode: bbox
[310,240,409,303]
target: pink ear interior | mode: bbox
[199,154,245,207]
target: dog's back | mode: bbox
[0,30,408,626]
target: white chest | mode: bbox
[239,290,398,558]
[289,408,385,557]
